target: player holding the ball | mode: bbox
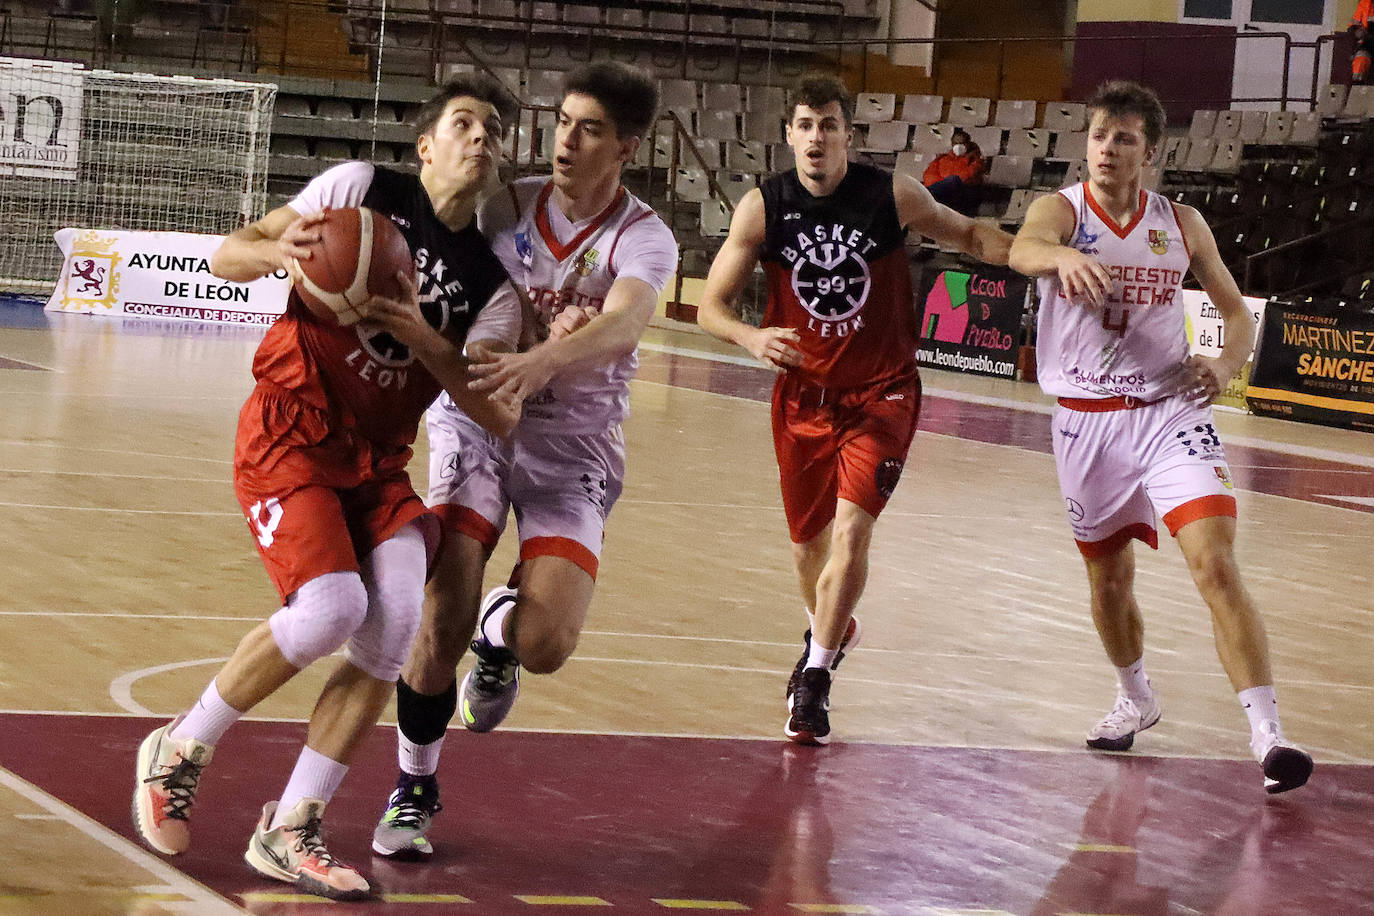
[131,74,525,899]
[367,60,679,862]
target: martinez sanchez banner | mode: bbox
[916,264,1028,379]
[1246,301,1374,432]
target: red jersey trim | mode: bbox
[520,535,599,580]
[606,206,655,279]
[1076,522,1158,558]
[1162,494,1237,535]
[534,181,627,263]
[1168,200,1193,261]
[433,504,501,551]
[1084,183,1148,240]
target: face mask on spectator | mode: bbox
[952,143,967,156]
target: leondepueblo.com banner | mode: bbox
[916,264,1028,379]
[45,227,290,325]
[1246,301,1374,432]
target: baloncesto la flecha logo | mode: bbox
[781,223,876,335]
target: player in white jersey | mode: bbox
[1010,81,1312,794]
[371,61,679,859]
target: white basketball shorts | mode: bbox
[1051,394,1238,557]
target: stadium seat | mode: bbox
[1005,129,1052,159]
[702,82,742,112]
[725,140,768,172]
[966,126,1004,156]
[688,138,723,169]
[746,84,787,113]
[894,151,928,181]
[1289,112,1320,145]
[605,7,643,28]
[1317,83,1348,118]
[697,109,741,142]
[1213,110,1242,139]
[700,198,732,237]
[660,79,699,122]
[1062,160,1089,186]
[674,168,711,202]
[1188,109,1218,137]
[1052,130,1087,161]
[1343,85,1374,118]
[1182,138,1217,171]
[524,69,562,107]
[717,170,756,205]
[1210,139,1243,173]
[647,10,686,31]
[987,155,1032,187]
[854,92,897,123]
[1041,102,1087,132]
[741,110,784,143]
[1157,135,1190,170]
[278,96,314,117]
[993,99,1037,130]
[562,3,600,25]
[1260,111,1297,145]
[947,97,991,127]
[316,139,353,161]
[859,120,911,154]
[770,143,794,171]
[1237,110,1267,144]
[899,94,944,124]
[911,123,955,156]
[273,137,311,158]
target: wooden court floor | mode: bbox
[0,300,1371,914]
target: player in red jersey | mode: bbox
[130,74,525,899]
[697,73,1012,745]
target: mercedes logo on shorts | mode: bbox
[1066,498,1085,522]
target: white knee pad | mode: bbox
[346,523,428,681]
[269,571,369,670]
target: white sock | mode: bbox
[482,592,515,649]
[1238,685,1280,738]
[805,639,837,671]
[272,746,348,830]
[170,679,240,747]
[1115,658,1153,705]
[398,729,444,777]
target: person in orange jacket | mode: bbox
[922,129,986,216]
[1353,0,1373,84]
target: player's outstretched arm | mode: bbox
[1175,204,1256,402]
[1010,194,1112,308]
[892,173,1013,266]
[697,189,802,371]
[211,205,325,283]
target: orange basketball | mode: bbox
[290,207,413,325]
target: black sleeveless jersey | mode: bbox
[759,161,917,389]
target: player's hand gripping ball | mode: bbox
[290,207,414,326]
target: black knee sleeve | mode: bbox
[396,677,457,745]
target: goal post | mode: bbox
[0,58,276,294]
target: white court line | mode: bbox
[638,342,1374,468]
[0,469,228,483]
[0,440,230,465]
[0,767,246,915]
[110,658,228,716]
[0,501,240,516]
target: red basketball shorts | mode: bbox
[233,383,430,600]
[772,372,922,544]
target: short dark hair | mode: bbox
[1086,80,1167,147]
[413,73,519,140]
[951,128,971,144]
[789,72,854,126]
[561,61,659,139]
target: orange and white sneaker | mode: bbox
[131,722,213,855]
[245,798,370,901]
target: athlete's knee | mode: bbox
[1185,545,1241,597]
[346,525,428,681]
[515,612,581,674]
[269,571,370,669]
[1086,554,1135,607]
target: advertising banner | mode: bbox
[1182,289,1266,410]
[45,228,290,325]
[916,264,1028,379]
[0,57,84,180]
[1245,301,1374,432]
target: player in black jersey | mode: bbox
[698,73,1013,745]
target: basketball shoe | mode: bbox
[785,616,862,708]
[1086,691,1162,751]
[371,772,442,859]
[785,666,832,746]
[245,798,370,901]
[460,587,521,732]
[131,720,213,855]
[1251,720,1313,794]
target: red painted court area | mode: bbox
[3,714,1372,914]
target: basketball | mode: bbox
[290,207,414,326]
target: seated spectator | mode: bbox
[923,129,985,217]
[1352,0,1373,84]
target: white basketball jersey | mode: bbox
[483,177,669,435]
[1036,183,1193,401]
